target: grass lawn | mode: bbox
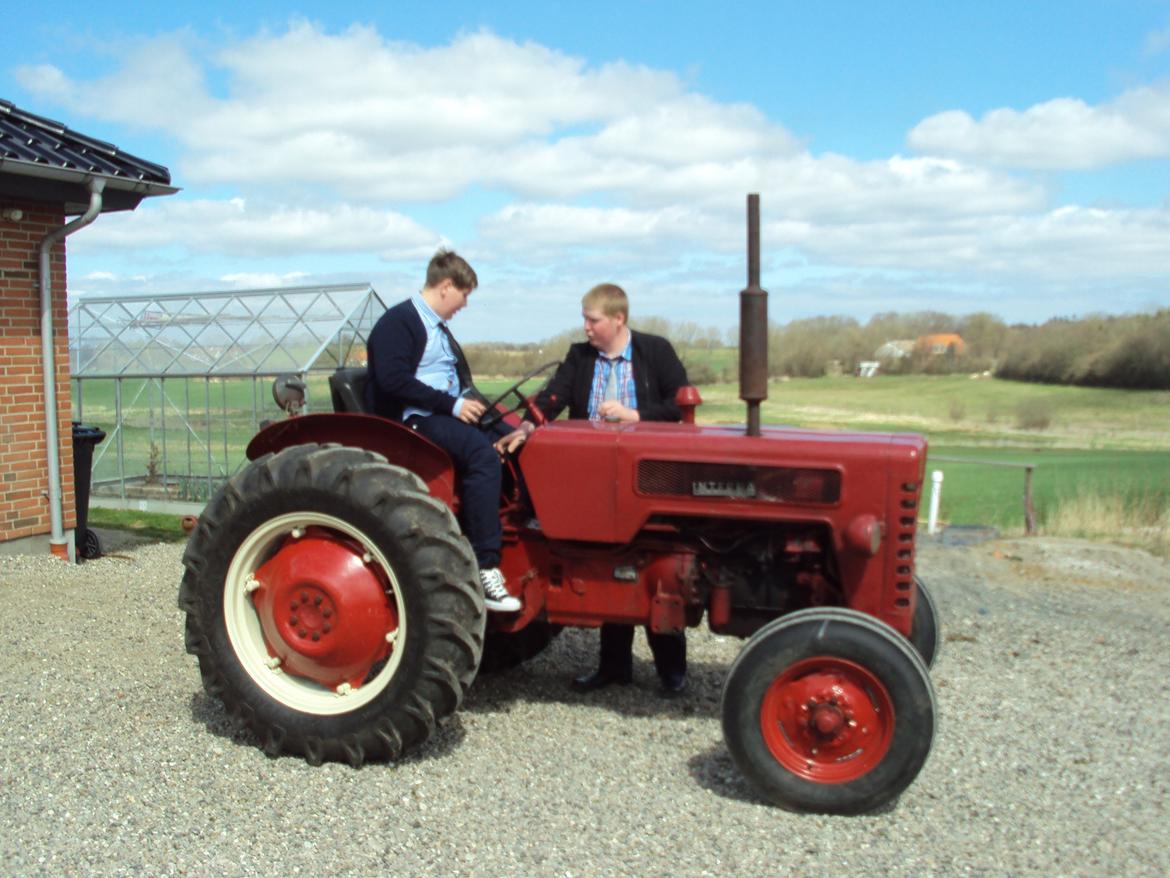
[688,375,1170,450]
[926,446,1170,530]
[88,507,189,543]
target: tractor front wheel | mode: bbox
[179,443,484,766]
[909,575,941,668]
[721,607,935,814]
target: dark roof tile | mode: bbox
[0,98,171,185]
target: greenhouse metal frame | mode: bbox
[69,283,385,512]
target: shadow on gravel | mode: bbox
[686,742,904,814]
[187,691,469,765]
[463,626,734,721]
[685,744,761,804]
[464,657,729,721]
[921,524,1001,547]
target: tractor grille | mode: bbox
[892,479,921,607]
[637,460,841,505]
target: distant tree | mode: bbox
[996,310,1170,389]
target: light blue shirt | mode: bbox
[402,293,465,421]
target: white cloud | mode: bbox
[1143,22,1170,56]
[219,271,310,287]
[480,198,1170,284]
[14,21,1046,217]
[479,203,735,261]
[13,22,808,205]
[907,84,1170,169]
[780,205,1170,281]
[68,198,439,259]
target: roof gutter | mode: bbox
[0,156,178,201]
[39,177,105,559]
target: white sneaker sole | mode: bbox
[484,595,521,613]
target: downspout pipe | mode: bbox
[38,178,105,558]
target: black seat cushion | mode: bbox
[329,367,370,414]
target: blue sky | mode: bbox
[3,1,1170,341]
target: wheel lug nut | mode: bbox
[323,608,333,618]
[323,624,332,633]
[311,632,320,642]
[298,628,307,638]
[314,595,323,606]
[290,616,298,625]
[301,591,308,601]
[290,601,298,610]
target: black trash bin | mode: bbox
[72,422,106,561]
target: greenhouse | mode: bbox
[69,283,385,511]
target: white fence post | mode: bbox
[928,469,944,535]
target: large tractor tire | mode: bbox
[721,607,935,814]
[179,443,485,767]
[908,575,941,668]
[478,622,562,674]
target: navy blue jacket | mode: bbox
[365,298,463,421]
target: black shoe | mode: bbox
[658,672,687,696]
[570,668,632,692]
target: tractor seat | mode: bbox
[329,367,370,414]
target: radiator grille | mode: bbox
[893,479,921,605]
[637,460,841,504]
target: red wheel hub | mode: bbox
[759,657,894,783]
[250,527,397,689]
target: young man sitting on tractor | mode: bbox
[364,250,524,613]
[502,283,691,694]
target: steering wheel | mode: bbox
[477,361,561,432]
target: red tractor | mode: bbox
[179,196,938,814]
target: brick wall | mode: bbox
[0,198,75,549]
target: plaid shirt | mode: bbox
[587,335,637,420]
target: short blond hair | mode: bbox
[581,283,628,321]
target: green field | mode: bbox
[76,371,1170,551]
[681,375,1170,543]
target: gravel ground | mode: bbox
[1,534,1167,877]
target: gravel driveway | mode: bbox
[1,535,1167,877]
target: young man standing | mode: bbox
[365,250,524,613]
[501,283,690,693]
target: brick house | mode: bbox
[0,99,176,559]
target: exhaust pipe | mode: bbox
[739,193,768,437]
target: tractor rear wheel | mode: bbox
[721,607,935,814]
[179,443,484,766]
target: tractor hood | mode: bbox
[520,420,927,544]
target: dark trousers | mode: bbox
[598,623,687,680]
[409,414,503,568]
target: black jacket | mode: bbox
[534,330,688,423]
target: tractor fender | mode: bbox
[246,413,457,508]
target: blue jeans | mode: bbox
[408,414,505,568]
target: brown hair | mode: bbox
[425,249,478,291]
[581,283,628,320]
